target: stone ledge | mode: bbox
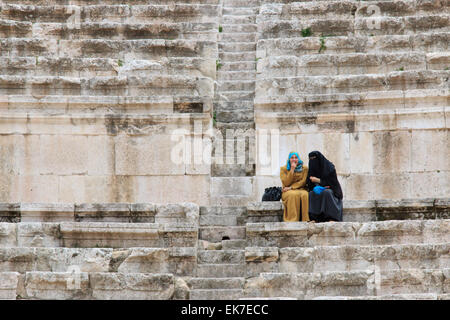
[243,268,449,299]
[246,219,450,247]
[246,198,450,223]
[0,202,199,224]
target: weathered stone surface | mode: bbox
[155,203,199,225]
[90,273,174,300]
[25,271,90,300]
[20,203,74,222]
[116,247,196,276]
[199,226,246,242]
[0,247,112,273]
[0,272,19,300]
[59,222,197,248]
[243,269,448,299]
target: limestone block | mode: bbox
[0,203,20,223]
[198,250,244,264]
[247,201,283,223]
[356,220,424,245]
[348,132,374,174]
[342,200,376,222]
[411,130,449,172]
[308,222,361,246]
[0,135,24,175]
[376,199,436,220]
[378,269,447,296]
[60,222,161,248]
[245,247,279,263]
[17,223,61,247]
[173,277,190,300]
[115,134,185,175]
[246,222,308,247]
[20,203,74,222]
[0,272,19,300]
[372,173,413,200]
[0,223,16,247]
[422,220,450,244]
[116,247,196,276]
[199,226,245,242]
[74,203,130,222]
[134,175,210,206]
[58,176,87,204]
[435,199,450,219]
[90,273,174,300]
[155,203,199,225]
[410,171,450,199]
[372,130,411,174]
[16,175,60,203]
[25,271,90,300]
[87,135,115,175]
[211,177,254,197]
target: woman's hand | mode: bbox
[310,176,320,184]
[282,186,292,192]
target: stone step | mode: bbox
[217,70,256,81]
[254,88,449,113]
[257,32,450,55]
[215,90,255,101]
[223,7,259,16]
[0,222,198,248]
[199,226,246,242]
[214,100,254,110]
[0,75,213,96]
[218,80,255,92]
[246,220,450,248]
[222,15,256,25]
[1,271,175,300]
[0,38,216,59]
[0,20,218,40]
[245,243,450,277]
[219,33,257,42]
[0,4,220,23]
[196,264,246,278]
[259,1,446,19]
[0,247,196,276]
[259,15,449,38]
[219,51,256,61]
[219,42,256,52]
[246,199,450,223]
[187,277,245,290]
[222,239,247,250]
[199,206,247,226]
[260,52,450,77]
[218,61,256,72]
[189,289,244,300]
[313,293,450,300]
[220,24,257,33]
[0,56,214,78]
[243,268,449,299]
[255,70,448,96]
[0,94,212,114]
[215,109,255,123]
[225,0,261,8]
[198,250,245,264]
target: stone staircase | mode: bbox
[210,0,260,206]
[0,200,448,300]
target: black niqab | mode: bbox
[306,151,343,199]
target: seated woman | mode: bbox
[306,151,343,222]
[280,151,310,222]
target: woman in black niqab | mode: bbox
[306,151,343,222]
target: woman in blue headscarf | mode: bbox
[280,151,310,222]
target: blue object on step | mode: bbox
[313,185,326,195]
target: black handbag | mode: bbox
[262,186,282,201]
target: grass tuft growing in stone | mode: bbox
[301,27,312,37]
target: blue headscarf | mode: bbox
[286,151,303,172]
